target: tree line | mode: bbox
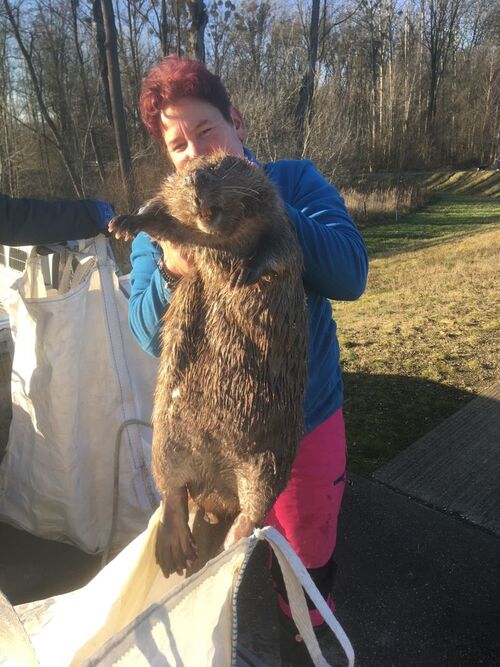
[0,0,498,207]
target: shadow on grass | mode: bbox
[359,194,500,256]
[425,170,500,197]
[343,372,476,477]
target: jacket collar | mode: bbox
[243,146,260,166]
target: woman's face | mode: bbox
[160,97,247,172]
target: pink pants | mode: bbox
[265,408,347,624]
[266,408,347,567]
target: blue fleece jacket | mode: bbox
[128,152,368,434]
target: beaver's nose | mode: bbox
[192,170,210,190]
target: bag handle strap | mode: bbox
[22,247,47,299]
[255,526,355,667]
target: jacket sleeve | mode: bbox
[284,161,368,301]
[128,232,172,357]
[0,193,113,246]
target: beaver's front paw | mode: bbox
[155,512,198,578]
[108,214,143,242]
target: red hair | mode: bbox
[140,56,233,142]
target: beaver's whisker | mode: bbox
[222,187,261,199]
[220,160,241,179]
[223,188,259,196]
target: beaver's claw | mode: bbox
[108,214,143,241]
[229,259,263,289]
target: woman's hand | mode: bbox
[160,240,193,277]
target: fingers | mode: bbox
[160,242,193,277]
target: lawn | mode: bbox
[335,187,500,475]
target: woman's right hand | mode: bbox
[160,240,193,277]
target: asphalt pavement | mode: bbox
[1,475,499,666]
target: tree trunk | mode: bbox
[481,52,495,163]
[417,0,424,142]
[187,0,208,62]
[126,0,142,128]
[160,0,169,57]
[100,0,135,206]
[378,3,384,161]
[175,0,182,56]
[38,115,55,197]
[93,0,114,127]
[368,2,377,169]
[295,0,320,158]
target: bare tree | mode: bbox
[0,0,498,195]
[2,0,84,196]
[206,0,236,75]
[71,0,106,183]
[423,0,464,132]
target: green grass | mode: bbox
[336,184,500,475]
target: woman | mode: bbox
[115,55,368,666]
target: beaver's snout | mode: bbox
[185,170,212,191]
[196,205,223,233]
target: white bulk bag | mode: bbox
[0,235,159,553]
[5,510,354,666]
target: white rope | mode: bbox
[254,526,355,667]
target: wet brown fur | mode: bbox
[113,154,307,564]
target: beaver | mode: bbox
[111,153,307,577]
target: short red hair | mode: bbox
[140,55,233,142]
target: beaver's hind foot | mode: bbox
[156,489,198,578]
